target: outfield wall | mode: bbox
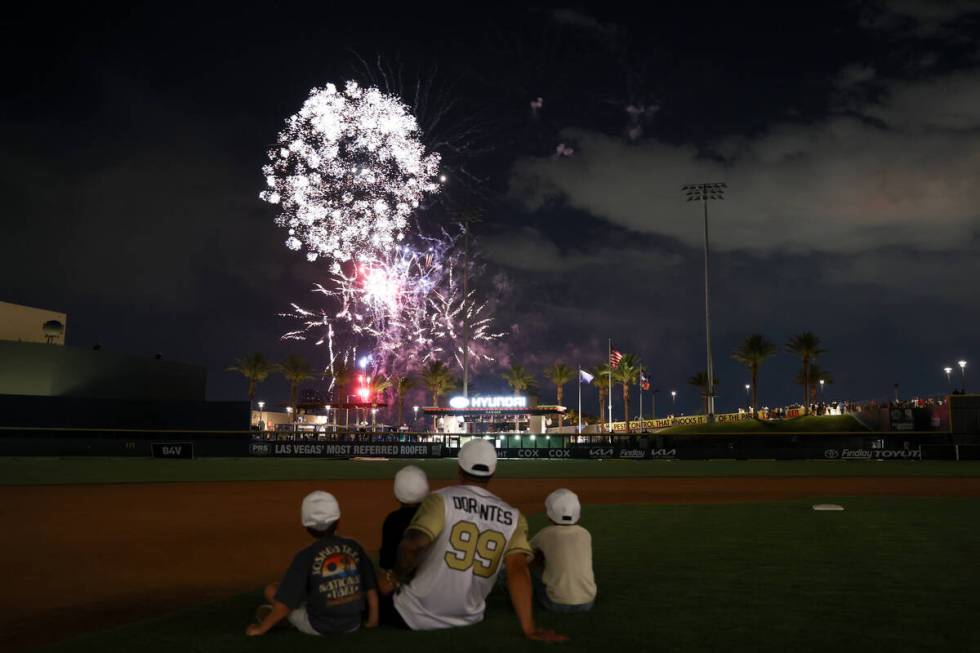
[2,429,979,460]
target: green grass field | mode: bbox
[4,456,980,485]
[39,498,980,653]
[659,415,867,434]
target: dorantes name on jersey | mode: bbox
[449,495,515,527]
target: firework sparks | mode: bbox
[260,81,442,262]
[283,229,505,376]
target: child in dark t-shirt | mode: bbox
[246,491,378,636]
[378,466,429,582]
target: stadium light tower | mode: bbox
[944,366,954,390]
[683,182,726,419]
[959,360,968,392]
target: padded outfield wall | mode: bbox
[1,429,978,460]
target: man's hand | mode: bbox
[377,569,399,596]
[245,624,264,637]
[525,628,569,642]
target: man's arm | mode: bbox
[245,601,290,636]
[394,528,433,580]
[505,553,568,642]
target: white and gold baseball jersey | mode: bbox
[393,484,532,630]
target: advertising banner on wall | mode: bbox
[248,441,443,458]
[498,446,678,460]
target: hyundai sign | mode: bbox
[448,395,528,409]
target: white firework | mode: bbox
[261,80,442,262]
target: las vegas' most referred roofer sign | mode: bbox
[449,395,528,409]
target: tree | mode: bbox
[501,363,535,395]
[330,361,354,428]
[421,360,455,408]
[613,354,643,433]
[786,333,826,415]
[421,360,457,432]
[688,371,721,415]
[544,362,574,426]
[502,364,535,432]
[590,363,611,426]
[226,353,277,402]
[369,374,393,425]
[279,355,315,421]
[795,365,833,404]
[731,334,777,416]
[392,374,417,427]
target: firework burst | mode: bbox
[260,81,442,262]
[283,229,505,379]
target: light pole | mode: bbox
[683,182,726,419]
[413,405,419,431]
[670,390,677,415]
[959,360,968,393]
[744,383,751,412]
[257,400,265,430]
[819,379,825,397]
[944,367,953,391]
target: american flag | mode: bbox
[641,374,650,391]
[609,349,623,368]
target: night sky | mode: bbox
[4,2,979,416]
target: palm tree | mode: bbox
[591,363,611,426]
[688,371,721,415]
[544,362,574,426]
[732,335,777,416]
[421,360,457,432]
[613,354,643,433]
[330,361,354,428]
[786,333,826,415]
[279,355,315,420]
[226,353,277,403]
[501,363,535,394]
[795,365,833,405]
[369,374,393,425]
[502,364,535,432]
[392,374,417,426]
[421,360,456,408]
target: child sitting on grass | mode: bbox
[530,488,597,613]
[246,491,378,636]
[379,465,430,572]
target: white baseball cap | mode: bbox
[545,488,581,525]
[301,491,341,530]
[458,439,497,477]
[394,465,429,504]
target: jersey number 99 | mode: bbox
[444,520,507,578]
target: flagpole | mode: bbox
[639,380,643,423]
[607,339,613,433]
[577,366,582,435]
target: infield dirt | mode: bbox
[4,475,980,652]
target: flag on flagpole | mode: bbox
[641,373,650,391]
[609,349,623,368]
[579,369,595,384]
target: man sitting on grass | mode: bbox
[378,440,567,642]
[246,491,379,636]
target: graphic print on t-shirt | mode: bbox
[313,544,363,606]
